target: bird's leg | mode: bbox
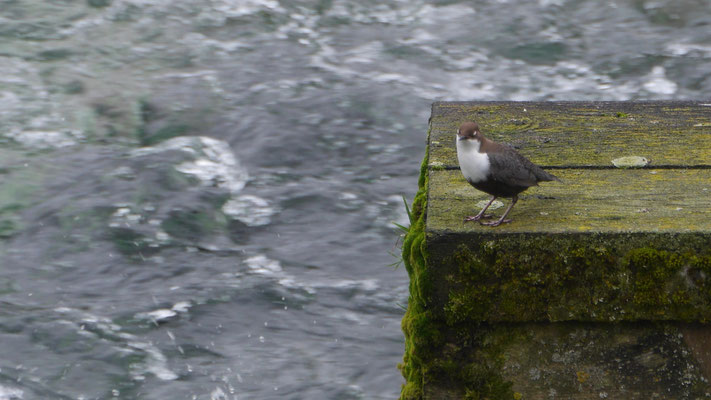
[481,195,517,227]
[464,196,497,222]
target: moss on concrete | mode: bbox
[400,102,711,398]
[498,322,711,398]
[428,101,711,168]
[400,130,433,399]
[425,233,711,324]
[400,131,516,399]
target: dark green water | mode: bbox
[1,0,710,398]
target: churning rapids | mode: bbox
[1,0,710,398]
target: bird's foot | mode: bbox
[463,214,494,222]
[480,218,512,227]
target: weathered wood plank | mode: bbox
[428,169,711,233]
[428,101,711,168]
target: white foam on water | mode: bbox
[6,129,81,149]
[337,310,364,324]
[54,307,178,381]
[155,230,170,241]
[275,12,320,43]
[339,192,358,201]
[135,301,192,322]
[222,195,276,226]
[643,66,678,95]
[314,279,379,292]
[245,255,283,274]
[173,137,248,194]
[210,387,228,400]
[311,17,658,102]
[0,58,84,148]
[0,91,21,117]
[133,137,270,228]
[180,33,249,54]
[158,70,218,80]
[539,0,566,6]
[127,341,179,381]
[0,385,23,400]
[212,0,284,18]
[244,254,316,294]
[342,41,384,65]
[112,0,173,7]
[414,4,476,23]
[136,309,177,322]
[666,42,711,57]
[171,301,192,313]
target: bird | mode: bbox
[456,121,560,227]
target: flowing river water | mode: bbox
[1,1,710,399]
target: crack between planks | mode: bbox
[439,165,711,170]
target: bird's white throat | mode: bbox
[456,136,490,183]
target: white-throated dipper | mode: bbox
[456,121,560,227]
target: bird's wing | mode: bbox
[486,147,540,187]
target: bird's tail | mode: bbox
[539,169,562,183]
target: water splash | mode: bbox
[53,307,178,382]
[222,195,277,227]
[132,136,248,193]
[643,66,678,95]
[132,136,276,227]
[0,385,24,400]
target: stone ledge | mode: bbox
[425,101,711,323]
[399,101,711,399]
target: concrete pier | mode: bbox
[400,101,711,399]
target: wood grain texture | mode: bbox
[427,101,711,234]
[428,169,711,233]
[428,101,711,169]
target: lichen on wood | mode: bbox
[400,101,711,399]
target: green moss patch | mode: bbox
[430,234,711,324]
[400,133,516,399]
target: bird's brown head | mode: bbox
[457,121,483,142]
